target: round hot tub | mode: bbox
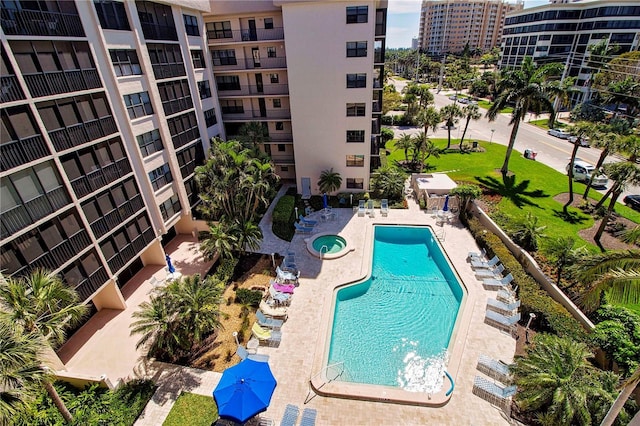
[307,233,351,259]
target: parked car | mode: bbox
[458,97,469,104]
[623,195,640,211]
[566,159,608,187]
[449,95,458,101]
[548,128,571,139]
[569,135,590,147]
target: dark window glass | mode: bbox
[183,14,199,36]
[346,73,367,88]
[137,129,164,157]
[346,103,365,116]
[191,50,205,68]
[211,49,236,66]
[198,80,211,99]
[346,41,367,57]
[346,130,365,142]
[264,18,274,29]
[204,108,217,127]
[346,155,365,167]
[123,92,153,119]
[346,178,364,189]
[94,0,130,31]
[110,49,142,76]
[346,6,368,24]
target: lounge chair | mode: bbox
[251,322,282,347]
[477,354,511,383]
[256,309,284,329]
[380,199,389,217]
[280,404,300,426]
[357,199,365,217]
[294,222,313,234]
[237,345,270,362]
[268,285,290,306]
[300,408,317,426]
[299,215,318,226]
[366,199,374,216]
[482,273,513,290]
[486,298,521,316]
[471,255,500,269]
[472,376,516,412]
[496,286,518,304]
[475,264,504,279]
[259,300,288,319]
[276,266,299,282]
[272,281,295,294]
[468,248,487,260]
[485,310,521,333]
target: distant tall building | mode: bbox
[412,37,419,50]
[417,0,523,55]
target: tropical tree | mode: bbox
[458,104,481,149]
[380,127,394,146]
[487,56,562,176]
[512,333,621,426]
[510,212,547,252]
[449,184,481,221]
[600,366,640,426]
[411,131,441,173]
[603,77,640,117]
[415,106,441,138]
[547,76,578,118]
[440,103,464,149]
[371,166,407,201]
[571,249,640,312]
[543,237,587,285]
[564,121,596,213]
[583,127,623,201]
[200,222,236,261]
[237,121,270,151]
[232,219,263,255]
[404,83,433,108]
[395,133,413,163]
[592,306,640,376]
[318,168,342,195]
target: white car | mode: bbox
[548,128,571,139]
[569,135,590,147]
[566,159,607,187]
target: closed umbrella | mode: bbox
[323,193,328,209]
[213,359,277,423]
[442,195,450,212]
[165,254,176,274]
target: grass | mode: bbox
[476,99,513,113]
[529,119,568,130]
[163,392,218,426]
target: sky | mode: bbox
[386,0,551,49]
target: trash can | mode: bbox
[472,140,478,148]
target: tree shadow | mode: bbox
[551,209,589,225]
[476,174,549,208]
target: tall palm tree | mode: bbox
[564,121,596,213]
[395,133,413,163]
[415,106,441,138]
[583,128,623,201]
[440,103,463,149]
[543,237,586,285]
[232,219,263,255]
[318,168,342,194]
[512,333,618,426]
[458,104,481,149]
[200,222,237,260]
[130,295,183,361]
[487,56,562,176]
[411,131,441,173]
[600,366,640,426]
[547,76,577,121]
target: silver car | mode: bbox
[548,128,571,139]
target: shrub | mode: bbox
[214,258,238,284]
[235,288,263,307]
[467,217,586,340]
[272,195,295,241]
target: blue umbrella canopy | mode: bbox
[442,195,450,212]
[322,193,328,209]
[213,359,277,423]
[165,254,176,274]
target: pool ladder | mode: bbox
[319,245,329,258]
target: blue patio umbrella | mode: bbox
[442,195,450,212]
[213,359,277,423]
[322,193,328,209]
[165,254,176,274]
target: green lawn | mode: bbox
[529,119,568,130]
[163,392,218,426]
[476,99,512,113]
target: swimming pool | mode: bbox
[327,225,465,394]
[312,235,346,254]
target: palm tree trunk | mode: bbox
[446,125,452,149]
[583,148,609,201]
[600,366,640,426]
[459,116,471,150]
[44,380,73,423]
[564,142,581,213]
[595,184,617,210]
[500,119,521,176]
[595,190,622,247]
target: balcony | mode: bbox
[216,83,289,96]
[213,57,287,71]
[267,133,293,142]
[162,96,193,116]
[271,154,294,164]
[49,116,118,152]
[69,158,133,199]
[0,8,85,37]
[221,108,291,120]
[0,75,25,103]
[26,230,91,274]
[23,69,101,99]
[1,134,50,172]
[0,186,70,239]
[89,195,144,239]
[75,267,109,302]
[208,27,284,44]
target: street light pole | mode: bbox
[525,313,536,344]
[489,129,495,144]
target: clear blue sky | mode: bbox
[386,0,550,48]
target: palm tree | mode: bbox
[237,121,270,151]
[415,106,441,138]
[200,222,237,260]
[450,184,481,221]
[583,128,623,201]
[564,121,596,213]
[318,168,342,195]
[371,166,407,200]
[512,333,618,426]
[411,131,441,173]
[458,104,481,149]
[487,56,562,176]
[543,237,586,284]
[440,103,463,149]
[395,133,413,163]
[232,219,263,255]
[600,366,640,426]
[130,296,183,361]
[547,76,577,121]
[571,250,640,311]
[510,212,546,252]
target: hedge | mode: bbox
[467,217,587,341]
[272,194,295,241]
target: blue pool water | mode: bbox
[327,226,464,392]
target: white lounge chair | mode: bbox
[380,199,389,217]
[276,265,299,283]
[472,376,516,413]
[357,199,366,217]
[471,255,500,269]
[485,310,521,333]
[468,248,486,260]
[237,345,269,362]
[496,286,518,304]
[486,298,521,316]
[259,300,288,319]
[365,199,374,216]
[482,273,513,290]
[475,264,504,279]
[477,355,511,383]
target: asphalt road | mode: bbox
[386,78,638,200]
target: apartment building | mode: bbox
[417,0,523,56]
[500,0,640,103]
[205,0,386,196]
[0,0,222,323]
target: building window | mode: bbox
[148,163,173,191]
[220,100,243,114]
[198,80,212,99]
[148,43,185,79]
[94,0,130,31]
[158,79,193,116]
[346,73,367,88]
[211,49,236,66]
[183,14,199,36]
[191,50,205,68]
[277,144,286,152]
[123,92,153,119]
[204,108,217,127]
[267,47,277,58]
[167,112,199,150]
[137,129,163,157]
[346,41,367,57]
[207,21,232,39]
[346,103,365,116]
[346,6,368,24]
[110,49,142,76]
[269,73,279,84]
[275,122,284,130]
[272,99,281,108]
[346,155,365,167]
[264,18,274,29]
[346,130,365,142]
[216,75,241,90]
[346,178,364,189]
[159,195,181,220]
